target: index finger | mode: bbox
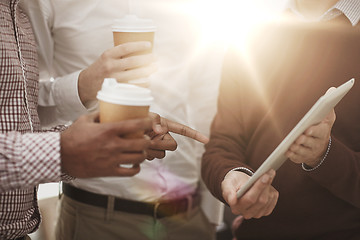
[113,41,152,58]
[304,109,336,138]
[165,119,209,144]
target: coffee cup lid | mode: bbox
[112,15,156,32]
[97,78,153,106]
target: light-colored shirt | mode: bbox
[287,0,360,25]
[22,0,224,224]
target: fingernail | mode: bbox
[262,175,270,183]
[155,124,163,133]
[119,164,134,168]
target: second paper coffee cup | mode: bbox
[97,78,153,139]
[112,14,156,56]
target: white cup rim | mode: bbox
[97,92,152,106]
[112,27,156,32]
[96,79,153,106]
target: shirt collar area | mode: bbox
[286,0,360,26]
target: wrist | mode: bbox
[78,70,89,104]
[302,136,332,172]
[232,167,254,176]
[305,156,323,168]
[78,69,98,104]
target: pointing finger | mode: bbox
[165,119,209,144]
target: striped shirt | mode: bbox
[287,0,360,26]
[0,0,63,238]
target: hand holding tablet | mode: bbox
[236,78,355,198]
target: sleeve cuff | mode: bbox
[53,70,90,121]
[20,132,62,186]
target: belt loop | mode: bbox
[186,194,193,218]
[153,202,160,219]
[106,196,115,221]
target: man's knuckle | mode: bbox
[242,212,252,219]
[102,61,114,75]
[120,141,132,150]
[120,45,132,55]
[101,50,111,60]
[258,196,268,205]
[231,208,240,215]
[180,127,187,136]
[243,196,256,205]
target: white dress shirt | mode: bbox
[21,0,224,224]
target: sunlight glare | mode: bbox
[185,0,282,48]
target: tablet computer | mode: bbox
[236,78,355,198]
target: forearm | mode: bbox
[38,71,92,127]
[305,135,360,208]
[0,132,62,192]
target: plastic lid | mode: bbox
[96,78,153,106]
[112,15,156,32]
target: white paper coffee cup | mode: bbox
[97,78,153,168]
[112,15,156,55]
[97,78,153,137]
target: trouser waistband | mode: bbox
[62,183,200,219]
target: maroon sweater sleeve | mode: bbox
[306,136,360,208]
[201,50,256,203]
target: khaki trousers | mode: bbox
[55,195,216,240]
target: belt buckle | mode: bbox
[153,202,160,219]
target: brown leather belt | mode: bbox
[62,183,200,219]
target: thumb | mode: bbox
[226,190,238,206]
[222,179,238,206]
[325,86,336,95]
[324,109,336,124]
[149,112,168,134]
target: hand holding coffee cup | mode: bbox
[112,15,156,87]
[97,79,209,165]
[97,78,153,168]
[60,111,152,177]
[78,41,156,104]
